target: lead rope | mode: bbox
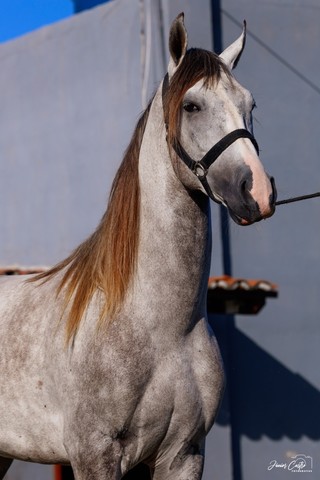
[276,191,320,206]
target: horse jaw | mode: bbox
[219,21,246,70]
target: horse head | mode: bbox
[163,14,276,225]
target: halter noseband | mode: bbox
[162,73,259,202]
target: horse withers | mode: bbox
[0,14,275,480]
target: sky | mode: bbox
[0,0,74,43]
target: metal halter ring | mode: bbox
[193,163,207,179]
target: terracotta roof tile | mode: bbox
[208,275,277,293]
[207,275,278,315]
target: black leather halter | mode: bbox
[162,73,260,202]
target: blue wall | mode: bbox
[73,0,110,13]
[0,0,73,43]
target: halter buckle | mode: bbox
[193,163,207,179]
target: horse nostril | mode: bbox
[241,180,248,198]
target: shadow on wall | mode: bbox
[211,316,320,441]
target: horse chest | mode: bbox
[122,327,224,457]
[158,333,223,429]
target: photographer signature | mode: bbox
[267,455,312,473]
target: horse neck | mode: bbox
[134,90,212,332]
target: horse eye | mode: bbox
[183,102,200,113]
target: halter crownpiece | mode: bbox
[162,73,259,202]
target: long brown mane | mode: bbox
[34,103,151,342]
[34,48,229,342]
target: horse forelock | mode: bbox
[163,48,232,146]
[32,102,152,343]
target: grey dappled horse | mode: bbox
[0,14,276,480]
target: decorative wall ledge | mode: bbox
[207,275,278,315]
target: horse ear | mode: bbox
[219,20,246,70]
[168,13,188,77]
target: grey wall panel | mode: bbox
[0,0,143,265]
[218,1,320,478]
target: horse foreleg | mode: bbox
[70,453,122,480]
[0,457,13,479]
[67,440,123,480]
[151,442,205,480]
[71,462,121,480]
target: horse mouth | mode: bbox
[228,205,275,226]
[228,209,254,226]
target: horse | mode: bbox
[0,14,276,480]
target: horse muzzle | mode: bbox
[226,175,277,226]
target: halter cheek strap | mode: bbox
[162,73,260,202]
